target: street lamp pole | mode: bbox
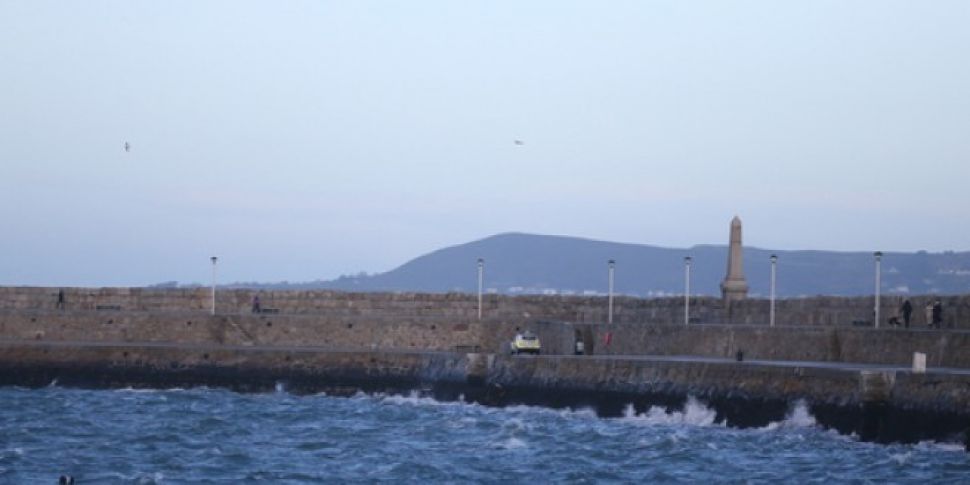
[770,254,778,327]
[477,258,484,320]
[210,256,218,316]
[874,251,882,328]
[684,256,692,326]
[608,260,615,324]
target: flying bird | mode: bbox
[514,140,524,146]
[124,142,130,152]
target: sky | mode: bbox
[1,1,969,287]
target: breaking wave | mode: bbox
[621,396,720,427]
[761,400,818,431]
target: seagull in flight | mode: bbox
[513,140,524,146]
[124,141,130,152]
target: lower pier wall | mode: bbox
[1,341,968,446]
[583,323,970,368]
[4,310,970,368]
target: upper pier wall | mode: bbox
[2,287,968,328]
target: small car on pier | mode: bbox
[510,331,541,355]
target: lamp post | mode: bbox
[770,254,777,327]
[477,258,484,320]
[210,256,218,316]
[608,259,615,324]
[684,256,692,326]
[874,251,882,328]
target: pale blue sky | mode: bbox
[1,1,969,286]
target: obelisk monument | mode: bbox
[720,216,749,302]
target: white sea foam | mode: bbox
[104,471,164,484]
[2,447,25,458]
[559,407,598,420]
[502,417,528,432]
[134,471,165,484]
[116,387,162,393]
[667,429,689,442]
[494,437,528,450]
[620,396,719,427]
[914,440,967,453]
[890,451,912,465]
[274,381,286,393]
[378,391,469,409]
[761,400,817,431]
[504,404,533,414]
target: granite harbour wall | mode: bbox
[3,310,970,368]
[2,287,968,328]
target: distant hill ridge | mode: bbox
[209,233,970,297]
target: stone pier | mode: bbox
[2,287,970,448]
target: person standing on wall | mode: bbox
[932,300,943,329]
[900,299,913,328]
[56,289,65,310]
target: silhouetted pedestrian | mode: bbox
[56,289,65,310]
[901,299,913,328]
[251,295,261,314]
[932,300,943,329]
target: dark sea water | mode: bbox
[1,385,968,484]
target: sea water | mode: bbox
[1,386,968,483]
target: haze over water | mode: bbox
[2,386,967,483]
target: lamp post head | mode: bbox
[608,259,615,268]
[210,256,218,264]
[770,254,777,264]
[874,251,883,261]
[477,258,484,266]
[684,256,692,266]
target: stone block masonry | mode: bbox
[4,310,970,368]
[1,287,968,328]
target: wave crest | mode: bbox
[761,400,817,431]
[621,396,719,427]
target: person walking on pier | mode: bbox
[900,299,913,328]
[251,295,262,314]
